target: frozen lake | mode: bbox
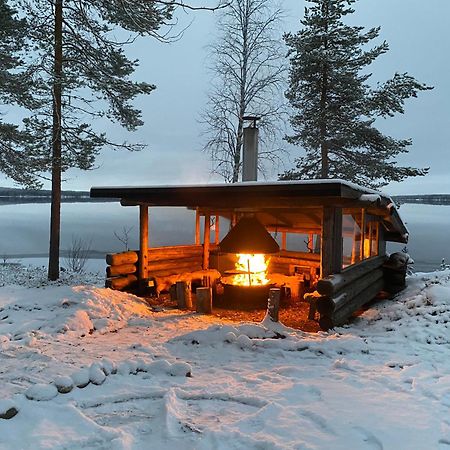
[0,202,448,273]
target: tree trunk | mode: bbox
[232,3,250,183]
[48,0,63,281]
[319,1,329,179]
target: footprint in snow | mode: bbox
[352,426,384,449]
[299,409,335,435]
[442,393,450,408]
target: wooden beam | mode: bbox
[360,209,365,260]
[139,205,149,283]
[281,232,287,251]
[264,211,293,227]
[195,208,201,245]
[308,233,314,253]
[374,222,379,256]
[302,210,322,226]
[203,213,211,270]
[278,249,321,262]
[215,215,220,244]
[321,207,343,278]
[267,226,321,234]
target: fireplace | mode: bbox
[214,216,279,309]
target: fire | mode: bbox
[232,253,270,286]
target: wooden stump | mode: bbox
[176,281,192,309]
[304,291,322,321]
[196,287,212,314]
[169,284,177,301]
[267,288,281,322]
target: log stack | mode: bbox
[269,250,320,277]
[105,245,206,292]
[105,251,138,291]
[383,252,410,294]
[147,245,203,277]
[314,255,387,330]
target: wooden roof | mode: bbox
[90,180,408,243]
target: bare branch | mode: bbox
[200,0,287,182]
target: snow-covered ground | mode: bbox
[0,263,449,450]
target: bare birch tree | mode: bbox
[201,0,286,182]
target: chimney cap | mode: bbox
[243,116,261,127]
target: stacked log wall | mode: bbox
[105,245,208,291]
[269,250,320,277]
[147,245,204,277]
[315,255,387,330]
[105,251,138,290]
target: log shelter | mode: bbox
[90,180,408,329]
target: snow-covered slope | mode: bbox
[0,264,449,449]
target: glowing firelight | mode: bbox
[233,253,270,286]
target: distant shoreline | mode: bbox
[0,197,115,205]
[1,187,450,206]
[1,251,108,260]
[0,187,115,205]
[392,195,450,206]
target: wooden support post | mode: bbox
[203,213,211,270]
[196,287,212,314]
[360,208,366,260]
[195,209,201,245]
[321,207,343,278]
[139,205,149,287]
[176,281,192,309]
[314,235,321,254]
[309,233,314,253]
[351,219,358,264]
[374,222,379,256]
[281,232,287,251]
[305,291,322,320]
[169,284,177,302]
[215,215,220,244]
[267,288,281,322]
[231,213,237,227]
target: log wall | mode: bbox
[105,245,214,291]
[314,255,388,330]
[269,250,320,278]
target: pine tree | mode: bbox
[281,0,432,188]
[0,0,44,187]
[11,0,175,280]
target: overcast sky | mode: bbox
[2,0,449,195]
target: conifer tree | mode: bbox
[0,0,44,187]
[281,0,432,188]
[11,0,176,280]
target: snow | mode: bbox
[0,263,449,449]
[25,384,58,401]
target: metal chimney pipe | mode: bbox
[242,116,260,182]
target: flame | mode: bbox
[232,253,270,286]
